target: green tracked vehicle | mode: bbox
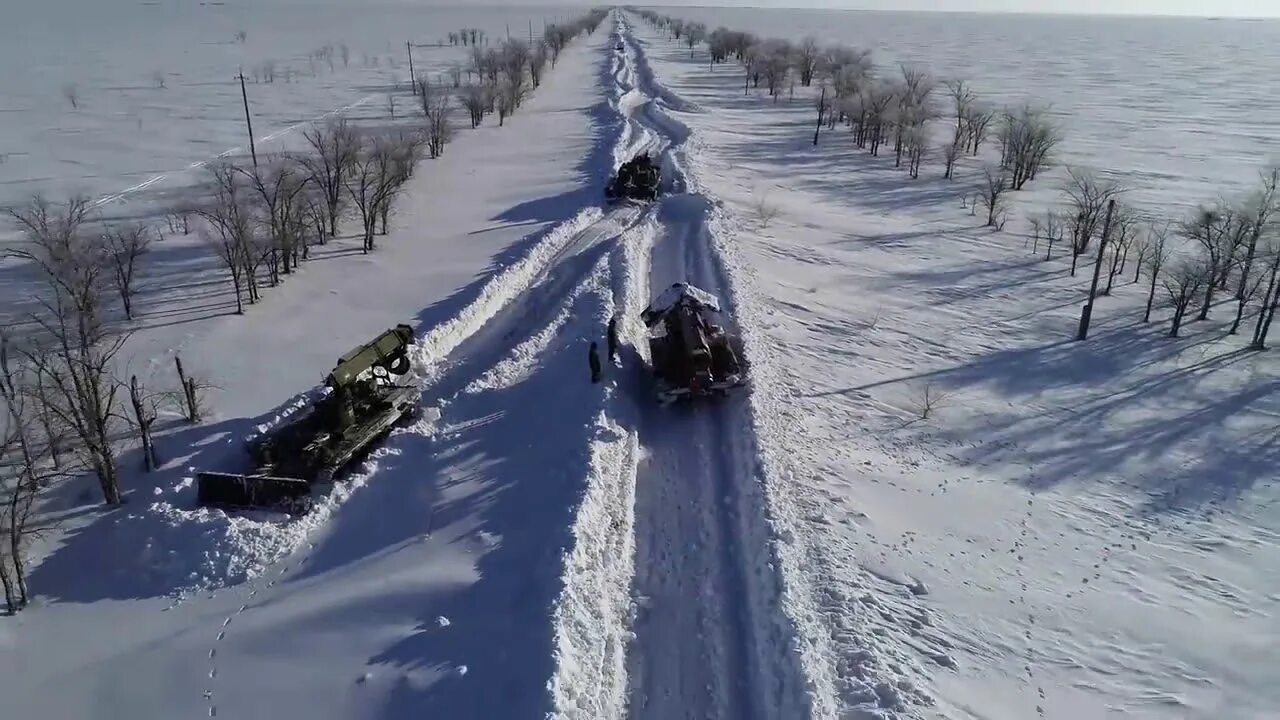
[195,324,419,513]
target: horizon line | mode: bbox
[627,3,1280,20]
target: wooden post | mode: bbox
[1077,198,1117,341]
[237,70,257,169]
[174,356,199,422]
[129,376,157,472]
[814,86,826,146]
[406,41,416,95]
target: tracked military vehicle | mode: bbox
[196,324,419,513]
[605,152,660,203]
[641,282,746,403]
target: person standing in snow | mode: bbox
[588,341,602,383]
[607,315,619,365]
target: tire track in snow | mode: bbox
[612,13,810,720]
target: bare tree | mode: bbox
[497,76,528,126]
[945,79,974,149]
[812,85,830,146]
[1063,167,1123,276]
[910,382,952,420]
[461,83,486,128]
[4,196,127,505]
[197,162,257,312]
[753,189,780,229]
[449,63,463,89]
[1042,211,1064,261]
[963,104,995,155]
[544,24,567,65]
[0,332,63,613]
[417,81,454,158]
[758,40,793,103]
[344,134,414,251]
[165,206,192,236]
[941,135,962,180]
[1141,222,1171,323]
[1236,169,1279,300]
[1180,204,1236,321]
[893,64,934,169]
[126,375,159,472]
[795,36,820,87]
[530,43,549,89]
[378,132,422,234]
[1251,242,1280,349]
[861,82,896,155]
[684,22,707,58]
[102,223,153,320]
[980,165,1009,228]
[1103,205,1139,295]
[500,38,531,99]
[905,124,928,179]
[239,156,310,284]
[998,103,1060,190]
[1163,258,1208,338]
[300,118,359,238]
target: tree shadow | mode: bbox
[823,318,1277,514]
[27,411,280,603]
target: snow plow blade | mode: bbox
[195,471,314,514]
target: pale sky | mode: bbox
[643,0,1280,18]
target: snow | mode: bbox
[642,280,723,319]
[5,5,1278,720]
[632,10,1279,720]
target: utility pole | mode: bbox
[237,69,257,169]
[1077,198,1116,341]
[406,41,416,95]
[529,19,533,44]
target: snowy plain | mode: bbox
[2,3,1278,720]
[631,7,1280,720]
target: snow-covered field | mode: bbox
[4,4,1278,720]
[0,0,582,210]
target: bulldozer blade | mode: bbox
[196,471,313,513]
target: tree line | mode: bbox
[636,10,1060,204]
[0,8,607,614]
[635,10,1279,348]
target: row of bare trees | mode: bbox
[198,10,609,312]
[1021,167,1280,343]
[452,10,606,130]
[639,11,1060,195]
[0,191,215,611]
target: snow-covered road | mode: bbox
[609,16,809,720]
